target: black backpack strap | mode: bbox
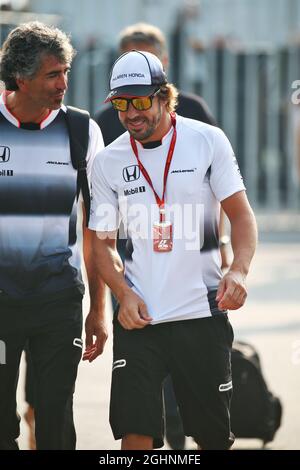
[65,105,91,226]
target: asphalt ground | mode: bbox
[16,234,300,450]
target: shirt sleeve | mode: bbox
[86,118,104,184]
[88,152,120,232]
[78,118,104,204]
[209,127,246,202]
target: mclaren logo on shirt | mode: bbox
[171,168,196,174]
[47,161,69,166]
[0,146,10,163]
[123,165,140,182]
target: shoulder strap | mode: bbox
[65,105,91,226]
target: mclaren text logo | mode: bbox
[171,168,196,174]
[0,146,10,163]
[112,359,126,371]
[47,161,69,166]
[124,186,146,196]
[123,165,140,182]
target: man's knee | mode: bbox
[121,434,153,450]
[194,431,235,450]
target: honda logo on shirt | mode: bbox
[0,146,10,163]
[123,165,140,182]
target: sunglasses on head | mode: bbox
[111,89,160,112]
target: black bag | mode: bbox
[230,341,282,445]
[64,106,91,226]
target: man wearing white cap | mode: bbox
[89,50,257,450]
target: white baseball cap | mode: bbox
[104,50,167,102]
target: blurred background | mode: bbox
[1,0,300,451]
[1,0,300,214]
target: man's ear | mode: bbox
[15,77,27,92]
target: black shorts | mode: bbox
[110,314,235,449]
[0,289,83,449]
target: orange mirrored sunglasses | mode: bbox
[111,89,160,112]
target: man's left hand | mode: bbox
[82,311,108,362]
[216,270,247,311]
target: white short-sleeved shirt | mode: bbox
[89,115,245,324]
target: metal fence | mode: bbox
[1,11,300,211]
[200,47,300,211]
[68,43,300,211]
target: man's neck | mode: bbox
[5,91,50,124]
[139,111,172,144]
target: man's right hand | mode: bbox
[118,289,152,330]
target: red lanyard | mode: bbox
[130,113,177,222]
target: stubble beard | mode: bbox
[123,105,162,142]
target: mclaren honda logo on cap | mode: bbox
[0,146,10,163]
[123,165,140,182]
[112,73,145,82]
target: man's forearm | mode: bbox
[82,204,107,316]
[217,192,257,311]
[92,233,132,303]
[229,210,257,276]
[83,227,107,315]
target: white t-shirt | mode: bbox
[89,115,245,324]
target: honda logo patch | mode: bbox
[123,165,140,182]
[0,146,10,163]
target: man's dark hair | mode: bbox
[0,21,76,90]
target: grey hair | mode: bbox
[119,22,168,59]
[0,21,76,90]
